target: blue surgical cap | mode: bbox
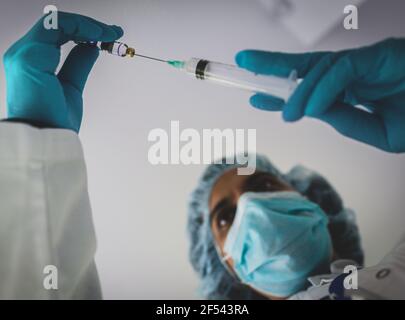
[187,154,364,300]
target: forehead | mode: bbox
[208,168,250,211]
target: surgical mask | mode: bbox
[223,191,332,298]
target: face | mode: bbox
[208,169,334,299]
[208,169,294,268]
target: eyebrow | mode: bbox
[241,172,265,190]
[210,174,266,223]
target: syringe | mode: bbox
[167,58,298,101]
[86,41,298,101]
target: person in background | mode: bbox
[187,154,363,299]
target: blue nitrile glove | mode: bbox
[3,12,124,132]
[236,38,405,153]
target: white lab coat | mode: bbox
[0,123,101,299]
[347,233,405,299]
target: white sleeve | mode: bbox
[347,233,405,300]
[0,122,101,299]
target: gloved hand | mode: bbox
[236,38,405,153]
[3,12,124,132]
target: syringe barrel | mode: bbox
[184,58,297,101]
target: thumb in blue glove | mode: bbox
[236,38,405,153]
[3,12,124,132]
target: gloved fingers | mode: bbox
[282,53,340,122]
[58,44,100,93]
[305,54,356,117]
[54,12,123,44]
[57,23,124,93]
[23,11,123,47]
[110,25,125,40]
[235,50,330,78]
[317,102,391,152]
[249,94,284,111]
[55,12,124,44]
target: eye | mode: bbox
[216,207,236,231]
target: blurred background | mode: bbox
[0,0,404,299]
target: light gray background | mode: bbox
[0,0,404,299]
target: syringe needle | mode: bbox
[133,53,185,69]
[134,54,167,63]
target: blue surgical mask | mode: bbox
[223,191,332,298]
